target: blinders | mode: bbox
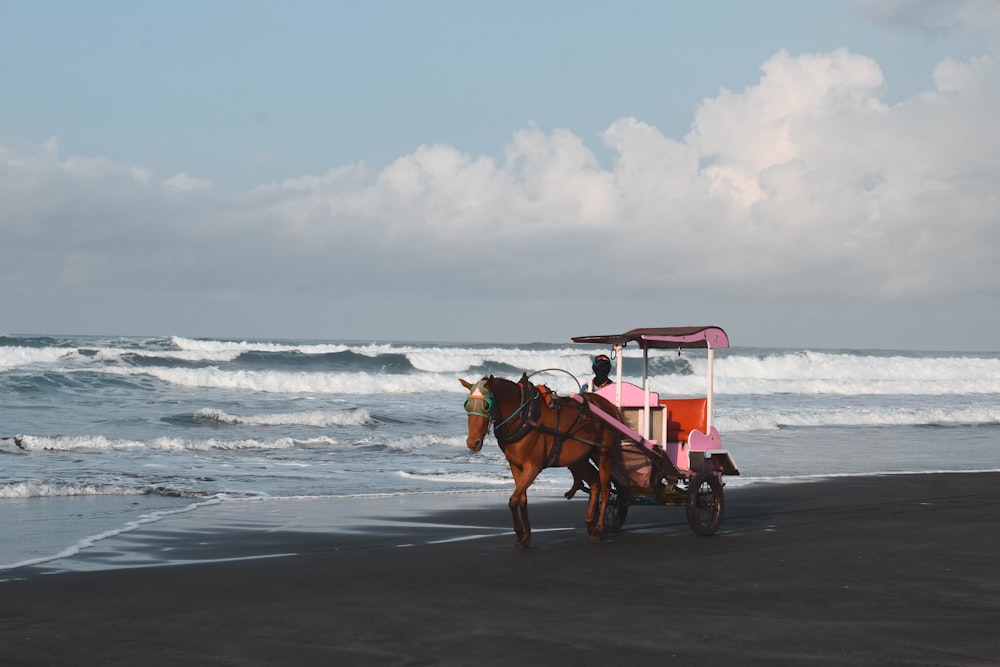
[464,380,494,418]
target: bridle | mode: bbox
[464,376,539,447]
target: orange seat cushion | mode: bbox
[660,398,707,442]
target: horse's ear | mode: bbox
[460,379,473,390]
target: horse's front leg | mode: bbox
[508,462,541,548]
[507,463,526,544]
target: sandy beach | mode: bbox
[1,472,998,666]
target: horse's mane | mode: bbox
[487,375,528,398]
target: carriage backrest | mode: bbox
[661,397,708,445]
[593,382,664,443]
[593,381,660,406]
[591,383,709,446]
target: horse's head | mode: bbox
[460,377,494,452]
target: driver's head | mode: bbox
[592,354,611,378]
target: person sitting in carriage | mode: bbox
[582,354,613,392]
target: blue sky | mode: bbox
[1,1,998,349]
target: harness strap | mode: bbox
[528,422,616,451]
[494,375,540,447]
[533,394,615,467]
[544,399,565,468]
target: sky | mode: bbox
[1,0,998,350]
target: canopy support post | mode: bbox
[642,345,651,439]
[706,344,715,432]
[613,343,624,407]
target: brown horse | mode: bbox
[460,374,622,547]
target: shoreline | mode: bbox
[3,469,1000,577]
[2,472,999,665]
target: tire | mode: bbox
[686,472,724,536]
[603,479,629,532]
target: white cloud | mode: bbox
[1,44,998,341]
[688,49,887,208]
[164,171,213,191]
[932,54,995,92]
[862,0,1000,37]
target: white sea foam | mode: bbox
[396,470,513,485]
[0,481,146,499]
[12,434,299,452]
[385,435,467,452]
[0,344,243,369]
[354,434,469,452]
[106,365,463,394]
[21,337,998,398]
[194,407,372,427]
[169,337,601,375]
[79,347,1000,397]
[107,347,242,362]
[404,346,592,373]
[704,351,1000,396]
[172,336,349,356]
[717,404,1000,432]
[0,346,78,369]
[291,436,338,446]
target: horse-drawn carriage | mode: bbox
[462,326,739,547]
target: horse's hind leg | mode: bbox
[565,460,597,500]
[566,461,601,534]
[563,475,585,500]
[591,446,616,541]
[584,478,601,537]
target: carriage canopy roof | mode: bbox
[571,326,729,350]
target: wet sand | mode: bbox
[1,473,999,666]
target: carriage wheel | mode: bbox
[686,472,724,536]
[603,479,629,532]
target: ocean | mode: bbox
[2,333,999,572]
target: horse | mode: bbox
[460,374,622,547]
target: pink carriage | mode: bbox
[569,326,739,535]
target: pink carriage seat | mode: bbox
[593,382,660,406]
[659,398,707,443]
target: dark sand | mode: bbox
[2,473,999,666]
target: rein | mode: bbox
[495,398,529,430]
